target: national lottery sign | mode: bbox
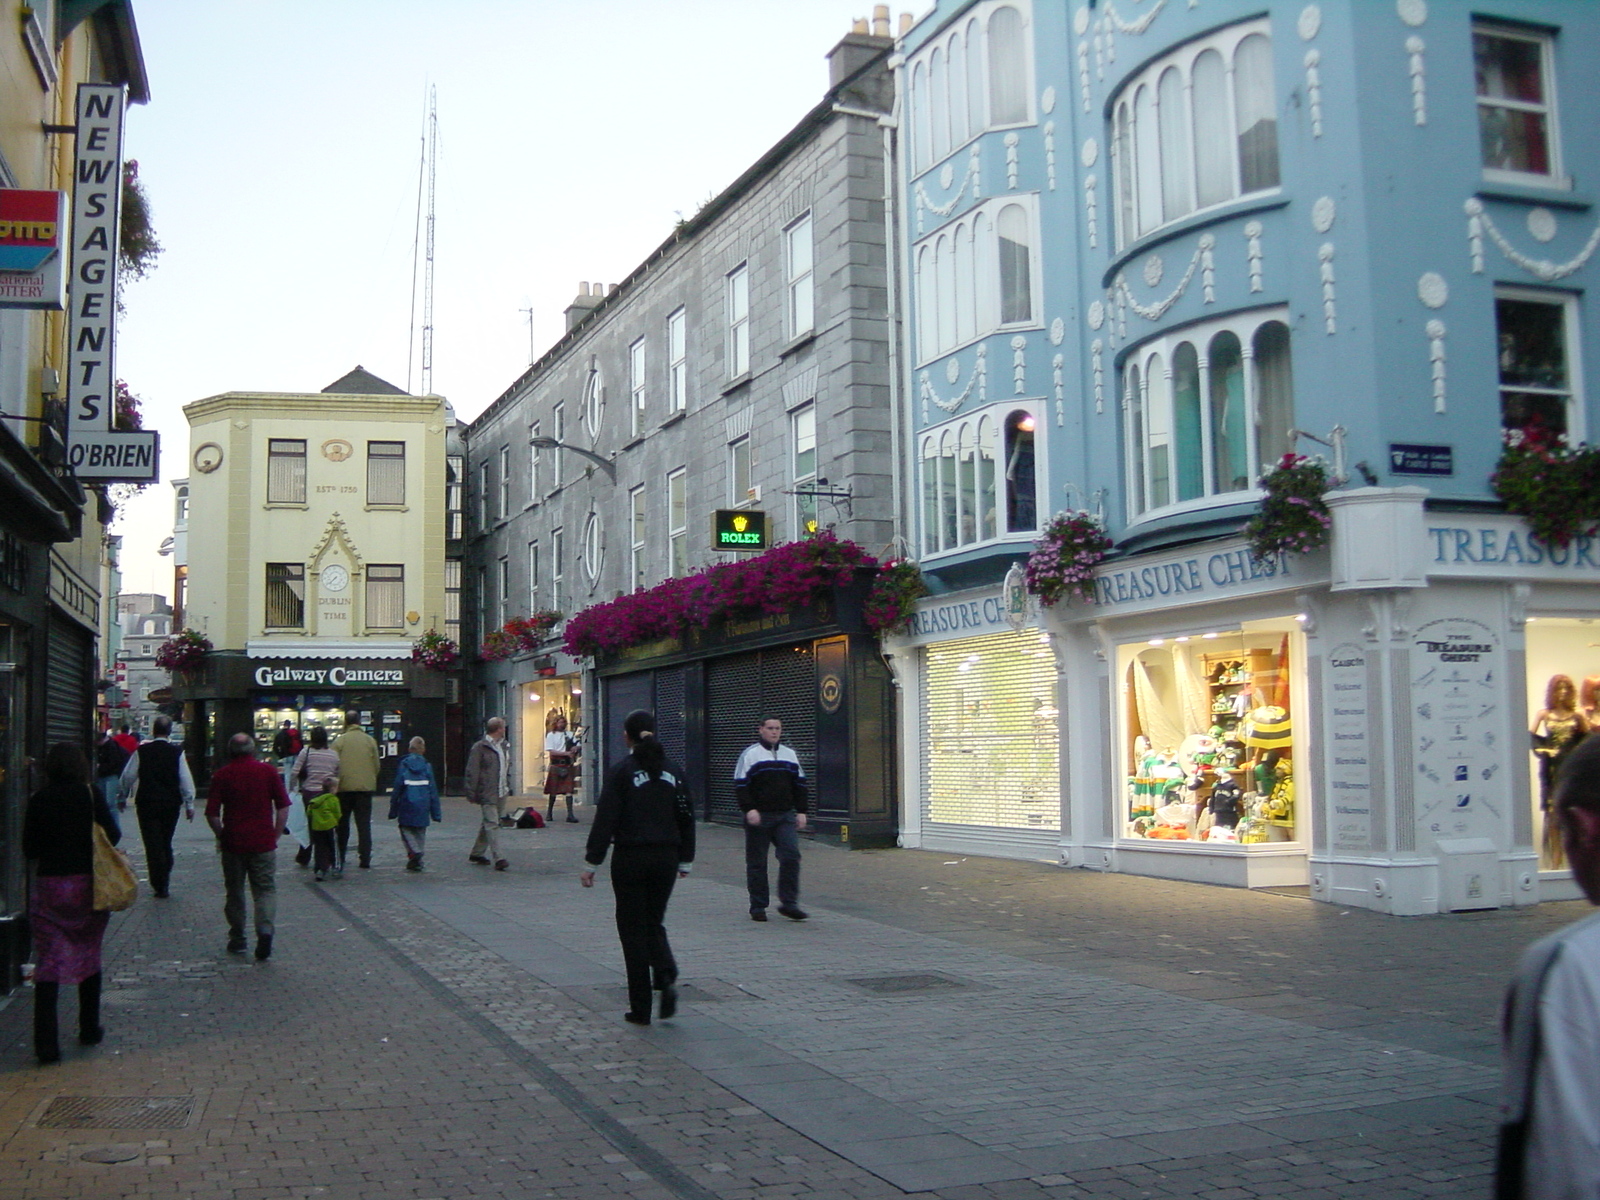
[0,188,65,309]
[65,84,158,483]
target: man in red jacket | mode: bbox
[205,733,290,961]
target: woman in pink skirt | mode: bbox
[24,742,120,1064]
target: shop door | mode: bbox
[45,613,93,749]
[706,646,815,825]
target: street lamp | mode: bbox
[530,437,616,483]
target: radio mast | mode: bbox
[407,87,438,395]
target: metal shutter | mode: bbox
[653,667,687,770]
[46,613,94,751]
[922,629,1061,830]
[706,646,815,825]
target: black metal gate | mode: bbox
[705,646,815,824]
[45,613,93,751]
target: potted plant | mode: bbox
[1024,511,1113,606]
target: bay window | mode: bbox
[906,1,1033,174]
[914,196,1038,363]
[919,407,1024,556]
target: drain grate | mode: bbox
[842,972,969,996]
[38,1096,194,1130]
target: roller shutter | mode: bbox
[922,629,1060,830]
[706,646,815,824]
[45,612,94,751]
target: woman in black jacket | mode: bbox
[24,742,121,1064]
[580,710,696,1025]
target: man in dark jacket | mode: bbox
[734,716,808,921]
[463,717,510,870]
[581,709,695,1025]
[120,716,195,898]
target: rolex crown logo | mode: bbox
[732,514,749,532]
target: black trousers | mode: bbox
[34,973,101,1059]
[136,801,182,895]
[336,792,373,867]
[610,845,679,1018]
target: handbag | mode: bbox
[91,819,138,912]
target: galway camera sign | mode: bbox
[711,509,769,552]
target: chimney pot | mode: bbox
[852,17,868,34]
[873,5,889,37]
[899,11,913,35]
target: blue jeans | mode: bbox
[744,811,801,911]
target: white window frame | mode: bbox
[583,360,604,439]
[1474,22,1564,187]
[792,404,818,535]
[477,461,489,531]
[1495,286,1585,441]
[365,564,405,630]
[629,485,647,590]
[444,559,461,641]
[582,512,604,584]
[668,308,688,413]
[727,263,750,377]
[629,338,646,437]
[1120,306,1296,523]
[552,402,566,488]
[497,556,510,627]
[913,194,1041,365]
[267,439,307,505]
[668,468,687,577]
[367,441,405,506]
[551,527,565,613]
[527,540,540,611]
[784,216,814,339]
[917,404,1028,557]
[1108,17,1279,251]
[729,436,754,507]
[528,422,541,503]
[905,1,1035,175]
[498,445,510,519]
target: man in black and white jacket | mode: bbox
[734,716,808,922]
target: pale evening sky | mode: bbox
[110,0,888,602]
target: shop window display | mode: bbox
[1121,630,1296,844]
[1523,621,1600,871]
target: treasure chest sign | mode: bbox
[1411,618,1506,848]
[0,189,65,309]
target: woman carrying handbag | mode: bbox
[23,742,124,1064]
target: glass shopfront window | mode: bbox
[1523,618,1598,871]
[923,628,1060,829]
[1117,619,1301,845]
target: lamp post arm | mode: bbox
[530,438,616,482]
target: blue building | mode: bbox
[884,0,1600,913]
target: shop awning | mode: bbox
[244,640,412,660]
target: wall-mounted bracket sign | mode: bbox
[712,509,769,552]
[65,84,158,483]
[1389,443,1453,477]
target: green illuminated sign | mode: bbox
[712,509,769,552]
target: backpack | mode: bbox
[307,791,342,832]
[96,737,129,778]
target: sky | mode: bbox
[111,0,889,600]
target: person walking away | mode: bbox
[464,717,511,870]
[24,743,119,1064]
[112,723,139,757]
[290,727,341,872]
[333,711,380,871]
[204,733,290,960]
[94,729,129,831]
[734,716,809,921]
[305,775,342,881]
[272,720,300,763]
[581,709,695,1025]
[1500,732,1600,1198]
[544,710,581,823]
[389,736,442,871]
[119,715,195,899]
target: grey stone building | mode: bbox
[464,23,900,842]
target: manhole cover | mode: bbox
[843,973,968,996]
[38,1097,193,1130]
[79,1145,142,1164]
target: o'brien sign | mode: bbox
[66,84,158,483]
[253,664,407,688]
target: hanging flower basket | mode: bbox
[154,628,212,673]
[1244,453,1332,559]
[411,629,460,672]
[863,558,928,635]
[1024,511,1112,606]
[1492,422,1600,550]
[563,531,883,659]
[479,611,564,662]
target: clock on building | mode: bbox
[321,564,349,592]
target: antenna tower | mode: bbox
[420,87,438,395]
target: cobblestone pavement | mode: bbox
[0,798,1586,1199]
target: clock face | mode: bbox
[193,442,223,473]
[322,564,349,593]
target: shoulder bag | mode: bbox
[91,817,138,912]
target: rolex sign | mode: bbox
[712,509,769,552]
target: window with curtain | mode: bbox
[367,441,405,505]
[913,195,1038,363]
[265,563,304,628]
[1496,290,1578,436]
[904,1,1032,174]
[919,407,1022,555]
[1109,18,1279,249]
[267,440,306,504]
[1123,309,1294,519]
[987,5,1028,125]
[1475,24,1559,181]
[366,565,404,629]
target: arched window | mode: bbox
[938,429,959,549]
[997,204,1032,324]
[1004,410,1037,532]
[1253,321,1294,468]
[957,421,978,543]
[916,244,936,356]
[965,18,985,133]
[936,231,956,349]
[977,415,999,540]
[1208,331,1247,493]
[1172,342,1203,502]
[987,6,1028,124]
[921,436,940,554]
[911,61,930,172]
[1123,310,1294,519]
[930,47,950,163]
[949,29,969,146]
[1110,19,1278,248]
[582,512,604,583]
[583,363,603,439]
[954,221,976,344]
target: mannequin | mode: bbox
[1532,673,1589,867]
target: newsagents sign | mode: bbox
[65,84,158,483]
[253,663,407,688]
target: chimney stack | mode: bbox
[872,6,891,37]
[828,17,893,88]
[563,281,605,332]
